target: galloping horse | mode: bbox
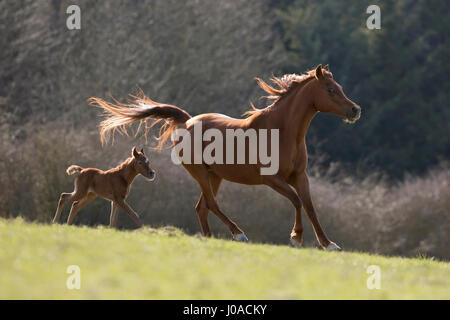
[89,64,361,251]
[53,147,155,227]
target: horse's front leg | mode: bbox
[262,175,303,246]
[290,204,304,247]
[115,198,143,228]
[290,171,341,251]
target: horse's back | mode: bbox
[187,113,249,131]
[181,113,268,184]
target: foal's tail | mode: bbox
[66,165,83,176]
[88,90,192,150]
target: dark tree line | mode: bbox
[275,0,450,178]
[1,0,449,178]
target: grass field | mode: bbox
[0,218,448,299]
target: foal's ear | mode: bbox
[314,64,324,81]
[324,64,330,71]
[132,146,139,158]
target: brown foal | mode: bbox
[89,64,361,251]
[53,147,155,227]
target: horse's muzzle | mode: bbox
[345,105,361,123]
[147,170,156,181]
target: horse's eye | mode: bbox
[327,87,334,94]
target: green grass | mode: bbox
[0,218,449,299]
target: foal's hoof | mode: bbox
[233,233,249,242]
[326,243,342,251]
[290,236,302,247]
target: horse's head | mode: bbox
[132,147,156,181]
[310,64,361,123]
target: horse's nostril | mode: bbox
[351,106,359,113]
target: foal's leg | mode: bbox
[53,193,72,223]
[263,175,303,246]
[67,193,96,225]
[291,172,340,251]
[109,201,119,228]
[115,198,143,228]
[195,173,222,237]
[185,164,246,241]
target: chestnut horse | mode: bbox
[53,147,155,227]
[89,65,360,251]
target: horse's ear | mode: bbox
[140,148,144,154]
[315,64,324,81]
[324,64,330,71]
[132,146,139,158]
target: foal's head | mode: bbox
[310,64,361,123]
[132,147,156,181]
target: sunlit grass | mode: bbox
[0,218,448,299]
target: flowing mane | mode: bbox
[244,68,329,117]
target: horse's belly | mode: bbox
[209,164,264,185]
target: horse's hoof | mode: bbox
[326,243,342,251]
[290,237,302,247]
[234,233,249,242]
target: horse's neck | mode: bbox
[260,87,317,143]
[118,159,138,184]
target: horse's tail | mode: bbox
[88,91,192,150]
[66,165,83,176]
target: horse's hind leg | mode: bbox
[195,173,222,237]
[53,193,72,223]
[67,193,96,225]
[185,164,246,241]
[54,176,89,224]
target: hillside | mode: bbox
[1,219,448,299]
